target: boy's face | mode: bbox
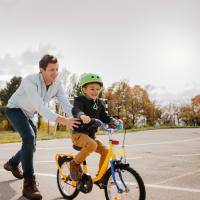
[40,62,59,85]
[82,83,101,100]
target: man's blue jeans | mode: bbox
[5,107,37,179]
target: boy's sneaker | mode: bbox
[70,160,82,181]
[4,161,23,179]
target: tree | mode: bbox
[161,104,176,126]
[130,85,150,126]
[68,74,81,98]
[103,85,115,115]
[55,68,80,131]
[192,95,200,107]
[0,76,22,129]
[178,104,194,126]
[0,76,22,106]
[192,94,200,125]
[104,81,161,128]
[104,81,131,123]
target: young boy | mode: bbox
[70,73,117,182]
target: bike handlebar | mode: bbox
[91,118,123,133]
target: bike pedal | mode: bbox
[94,181,106,189]
[72,181,77,188]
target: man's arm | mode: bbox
[22,77,59,121]
[22,78,80,129]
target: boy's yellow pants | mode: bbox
[71,133,109,174]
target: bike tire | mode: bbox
[57,156,80,199]
[104,165,146,200]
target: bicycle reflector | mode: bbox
[112,140,119,145]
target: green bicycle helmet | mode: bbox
[80,73,103,90]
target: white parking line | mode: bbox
[35,161,55,163]
[1,169,200,193]
[126,157,143,160]
[34,157,144,164]
[125,137,200,147]
[35,172,56,177]
[1,137,199,151]
[37,147,73,150]
[146,184,200,193]
[33,173,200,193]
[173,153,200,157]
[0,147,74,151]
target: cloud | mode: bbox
[144,84,166,92]
[21,44,58,66]
[0,0,19,16]
[0,80,5,89]
[0,44,58,78]
[148,82,200,106]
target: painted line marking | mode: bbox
[1,137,200,151]
[126,157,143,160]
[1,169,200,193]
[35,172,56,177]
[157,169,200,185]
[35,161,55,163]
[0,147,74,151]
[146,184,200,193]
[28,172,200,193]
[37,147,73,150]
[33,157,144,164]
[125,137,200,147]
[173,154,200,157]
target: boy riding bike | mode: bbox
[70,73,118,183]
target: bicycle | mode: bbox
[55,119,146,200]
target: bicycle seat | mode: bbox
[73,145,82,151]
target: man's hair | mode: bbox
[39,54,58,70]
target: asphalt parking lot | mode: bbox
[1,128,200,200]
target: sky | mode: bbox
[0,0,199,106]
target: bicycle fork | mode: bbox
[110,160,129,193]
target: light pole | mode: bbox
[122,90,128,133]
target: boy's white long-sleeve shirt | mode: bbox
[7,73,72,121]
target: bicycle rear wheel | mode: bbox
[104,165,146,200]
[57,156,80,199]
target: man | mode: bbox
[3,54,80,200]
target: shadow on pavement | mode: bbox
[16,196,28,200]
[0,179,19,200]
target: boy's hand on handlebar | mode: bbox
[117,119,123,124]
[111,119,123,129]
[80,115,91,124]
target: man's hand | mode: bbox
[56,117,80,130]
[80,115,91,124]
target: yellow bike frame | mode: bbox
[55,139,125,183]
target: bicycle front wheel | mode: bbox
[104,165,146,200]
[57,156,80,199]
